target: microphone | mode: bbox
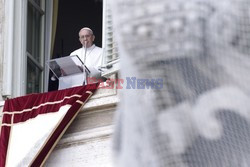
[84,41,87,48]
[82,41,88,86]
[83,41,87,64]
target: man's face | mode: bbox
[79,29,95,48]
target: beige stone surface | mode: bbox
[45,126,114,167]
[45,88,117,166]
[0,0,4,101]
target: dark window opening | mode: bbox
[49,0,103,91]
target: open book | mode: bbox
[47,55,90,79]
[47,55,90,89]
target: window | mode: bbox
[2,0,116,97]
[26,0,45,94]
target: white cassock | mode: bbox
[58,44,103,89]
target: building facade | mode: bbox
[0,0,119,166]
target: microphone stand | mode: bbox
[83,41,88,85]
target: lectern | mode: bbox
[47,55,90,90]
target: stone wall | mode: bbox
[0,0,4,133]
[45,80,119,166]
[0,0,4,101]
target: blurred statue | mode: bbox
[112,0,250,166]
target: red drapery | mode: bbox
[0,84,98,167]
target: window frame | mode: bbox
[2,0,50,98]
[26,0,45,94]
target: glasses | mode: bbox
[79,34,92,39]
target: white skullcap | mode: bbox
[79,27,94,35]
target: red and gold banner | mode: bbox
[0,84,98,167]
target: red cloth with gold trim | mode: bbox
[0,84,98,167]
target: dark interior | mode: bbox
[49,0,102,91]
[52,0,102,58]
